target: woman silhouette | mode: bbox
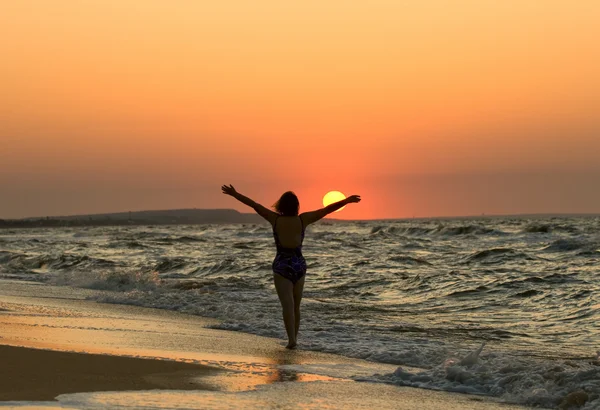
[221,185,361,348]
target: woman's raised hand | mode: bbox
[221,184,237,196]
[346,195,361,203]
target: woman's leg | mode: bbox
[293,275,305,339]
[273,273,296,348]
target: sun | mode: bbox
[323,191,346,212]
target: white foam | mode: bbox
[371,344,600,409]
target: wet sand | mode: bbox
[0,345,216,401]
[0,281,529,409]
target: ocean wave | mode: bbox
[154,235,208,244]
[521,220,583,234]
[72,231,96,238]
[48,269,161,291]
[386,325,529,341]
[369,225,427,236]
[106,240,149,249]
[398,242,425,250]
[0,250,18,263]
[522,223,553,233]
[554,225,581,234]
[232,241,262,249]
[153,257,188,273]
[437,225,504,236]
[499,273,585,288]
[370,224,505,237]
[374,344,600,409]
[543,238,598,253]
[447,285,490,297]
[388,255,432,265]
[319,277,393,293]
[114,231,169,240]
[512,289,541,298]
[400,226,437,236]
[463,248,533,264]
[0,252,118,273]
[370,226,384,234]
[185,259,242,276]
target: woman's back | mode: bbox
[273,216,305,249]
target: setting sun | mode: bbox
[323,191,346,212]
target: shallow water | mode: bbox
[1,216,599,408]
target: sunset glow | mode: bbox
[1,1,599,219]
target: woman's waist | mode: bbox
[275,247,304,257]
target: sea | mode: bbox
[1,216,599,409]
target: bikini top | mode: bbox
[273,216,305,253]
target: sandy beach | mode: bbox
[0,280,530,409]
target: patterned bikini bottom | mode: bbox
[272,251,307,284]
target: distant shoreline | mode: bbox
[0,209,263,229]
[1,208,598,229]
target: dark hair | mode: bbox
[273,191,300,216]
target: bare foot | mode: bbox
[285,341,297,349]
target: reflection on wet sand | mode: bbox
[199,349,345,392]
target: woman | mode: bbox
[221,184,361,349]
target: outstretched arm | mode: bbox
[301,195,361,226]
[221,184,279,225]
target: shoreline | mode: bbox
[0,281,530,409]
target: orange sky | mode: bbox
[1,1,599,219]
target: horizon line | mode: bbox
[4,207,599,222]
